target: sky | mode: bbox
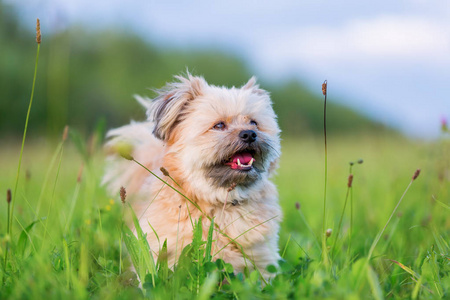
[9,0,450,138]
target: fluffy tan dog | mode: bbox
[104,73,282,277]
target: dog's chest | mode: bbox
[211,202,272,247]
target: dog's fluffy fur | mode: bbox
[103,73,282,277]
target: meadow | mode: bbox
[0,14,449,300]
[0,131,448,299]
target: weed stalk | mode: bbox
[10,19,41,231]
[331,174,353,257]
[347,180,354,260]
[321,80,330,265]
[119,187,127,273]
[347,159,362,259]
[353,169,421,290]
[295,202,321,251]
[367,169,421,261]
[3,190,12,275]
[7,18,41,272]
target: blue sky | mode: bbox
[10,0,450,138]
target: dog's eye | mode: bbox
[213,122,226,130]
[250,120,258,126]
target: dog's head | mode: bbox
[144,73,280,189]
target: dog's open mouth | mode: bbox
[225,151,255,171]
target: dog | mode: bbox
[103,73,282,279]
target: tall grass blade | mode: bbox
[5,20,41,276]
[332,185,351,256]
[198,271,219,300]
[367,264,384,300]
[63,238,71,289]
[411,274,424,300]
[205,217,214,263]
[122,225,143,279]
[79,243,89,286]
[127,203,157,285]
[157,239,169,281]
[390,259,420,280]
[35,142,63,216]
[17,219,40,258]
[281,234,291,258]
[10,19,41,240]
[434,199,450,211]
[192,217,204,294]
[347,185,354,260]
[367,177,416,261]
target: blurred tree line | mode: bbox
[0,4,388,140]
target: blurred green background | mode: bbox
[0,3,388,140]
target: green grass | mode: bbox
[0,133,448,299]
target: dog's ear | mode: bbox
[149,74,207,141]
[242,76,266,96]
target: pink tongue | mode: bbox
[232,152,253,165]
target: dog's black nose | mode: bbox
[239,130,257,143]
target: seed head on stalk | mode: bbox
[7,189,12,204]
[160,167,170,176]
[114,141,134,161]
[36,18,41,44]
[347,174,354,188]
[120,187,127,204]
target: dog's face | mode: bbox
[148,74,280,190]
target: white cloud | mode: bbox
[259,15,450,69]
[350,16,449,58]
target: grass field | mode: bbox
[0,132,448,299]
